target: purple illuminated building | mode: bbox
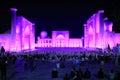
[0,8,120,52]
[0,8,35,52]
[36,31,83,47]
[84,10,120,49]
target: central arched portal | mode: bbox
[56,34,65,47]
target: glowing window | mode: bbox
[58,42,60,46]
[16,26,19,33]
[89,26,93,34]
[24,26,30,34]
[57,34,64,39]
[24,45,29,49]
[61,43,64,47]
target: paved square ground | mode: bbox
[1,60,120,80]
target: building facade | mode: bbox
[0,8,35,52]
[36,31,83,47]
[84,10,120,49]
[1,8,120,52]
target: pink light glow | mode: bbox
[40,31,48,38]
[96,14,100,33]
[1,8,120,52]
[104,23,107,31]
[57,34,64,39]
[84,10,120,49]
[10,8,17,12]
[24,26,30,34]
[104,22,113,32]
[36,31,83,48]
[24,45,29,49]
[89,26,93,34]
[16,26,19,33]
[108,22,113,32]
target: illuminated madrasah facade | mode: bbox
[36,31,83,48]
[36,10,120,49]
[84,10,120,49]
[0,8,120,52]
[0,8,35,52]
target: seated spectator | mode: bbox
[83,68,91,79]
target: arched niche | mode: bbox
[56,34,65,39]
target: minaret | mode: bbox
[98,10,104,35]
[10,8,17,51]
[83,24,87,48]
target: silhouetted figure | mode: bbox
[114,72,120,80]
[108,69,115,80]
[51,68,58,78]
[108,44,111,53]
[0,56,7,80]
[60,62,65,68]
[0,46,5,56]
[13,55,17,64]
[24,61,28,71]
[96,68,105,79]
[83,68,91,79]
[118,56,120,65]
[63,73,69,80]
[76,71,82,80]
[69,67,76,79]
[29,56,34,72]
[78,68,83,79]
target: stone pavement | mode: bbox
[1,60,120,80]
[0,64,16,80]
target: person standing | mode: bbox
[29,56,34,72]
[0,46,5,56]
[1,55,7,80]
[83,68,91,79]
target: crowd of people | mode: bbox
[63,66,120,80]
[0,48,120,80]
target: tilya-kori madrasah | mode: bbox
[0,8,120,52]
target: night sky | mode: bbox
[0,0,120,41]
